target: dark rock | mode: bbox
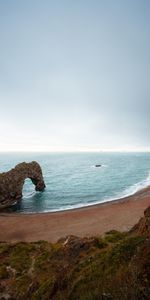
[130,206,150,236]
[0,161,45,209]
[59,235,97,258]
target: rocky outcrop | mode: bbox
[130,206,150,236]
[0,161,45,209]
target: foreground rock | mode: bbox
[0,207,150,299]
[0,161,45,209]
[130,205,150,236]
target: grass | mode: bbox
[0,228,149,299]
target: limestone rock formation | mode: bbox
[0,161,45,209]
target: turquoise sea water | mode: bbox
[0,152,150,213]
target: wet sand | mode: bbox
[0,186,150,243]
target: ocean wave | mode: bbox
[20,170,150,214]
[35,171,150,213]
[116,171,150,199]
[23,191,36,199]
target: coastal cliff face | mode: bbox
[0,206,150,300]
[130,206,150,236]
[0,161,45,209]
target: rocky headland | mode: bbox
[0,161,45,209]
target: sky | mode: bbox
[0,0,150,152]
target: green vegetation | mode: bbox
[0,211,150,300]
[104,229,127,243]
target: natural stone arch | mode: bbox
[0,161,46,209]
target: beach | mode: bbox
[0,186,150,243]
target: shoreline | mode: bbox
[1,184,150,216]
[0,185,150,242]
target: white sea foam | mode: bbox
[23,191,36,199]
[117,171,150,199]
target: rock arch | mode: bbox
[0,161,46,209]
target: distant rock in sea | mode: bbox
[0,161,45,209]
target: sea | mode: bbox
[0,152,150,213]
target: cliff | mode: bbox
[0,206,150,299]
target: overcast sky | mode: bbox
[0,0,150,152]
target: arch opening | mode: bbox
[22,178,35,198]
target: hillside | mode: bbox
[0,207,150,300]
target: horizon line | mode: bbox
[0,149,150,153]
